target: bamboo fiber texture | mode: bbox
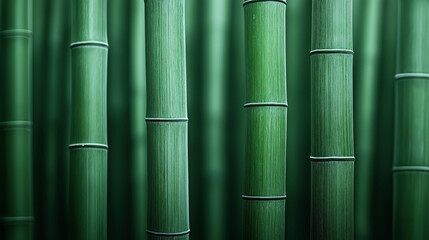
[243,0,287,239]
[145,0,190,239]
[310,0,354,239]
[69,0,108,239]
[0,0,34,239]
[393,0,429,239]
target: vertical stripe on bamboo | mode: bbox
[145,0,190,239]
[393,0,429,239]
[310,0,354,239]
[243,0,287,239]
[0,0,34,239]
[69,0,108,239]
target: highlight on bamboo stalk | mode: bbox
[243,0,287,239]
[310,0,354,239]
[393,0,429,239]
[0,0,34,239]
[69,0,108,239]
[145,0,190,239]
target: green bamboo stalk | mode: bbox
[202,0,230,239]
[130,0,147,240]
[354,0,383,238]
[310,0,354,239]
[145,0,189,239]
[69,0,108,239]
[285,0,311,239]
[0,0,33,239]
[393,0,429,239]
[243,1,287,239]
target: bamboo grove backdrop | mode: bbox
[1,0,428,239]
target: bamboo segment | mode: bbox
[243,1,287,239]
[69,0,108,239]
[145,0,190,239]
[393,0,429,239]
[0,0,34,239]
[310,0,354,239]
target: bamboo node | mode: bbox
[310,156,355,161]
[392,166,429,173]
[395,73,429,80]
[0,121,32,129]
[0,216,34,224]
[244,102,288,108]
[146,229,190,236]
[70,41,109,49]
[243,0,286,7]
[0,29,32,38]
[242,195,287,200]
[145,117,189,122]
[68,143,108,150]
[310,49,354,55]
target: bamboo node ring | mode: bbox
[68,143,108,150]
[70,41,109,49]
[392,166,429,173]
[244,102,288,108]
[0,29,33,38]
[0,121,32,129]
[0,216,34,224]
[310,49,354,55]
[146,229,190,236]
[145,117,189,122]
[242,195,287,200]
[395,73,429,80]
[310,156,355,162]
[243,0,286,7]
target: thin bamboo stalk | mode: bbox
[310,0,354,239]
[243,0,287,239]
[130,0,147,239]
[145,0,190,239]
[69,0,108,238]
[0,0,33,238]
[393,0,429,239]
[354,0,383,238]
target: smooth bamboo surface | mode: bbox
[145,0,190,239]
[310,0,354,239]
[393,0,429,239]
[70,0,108,239]
[0,0,34,239]
[243,1,287,239]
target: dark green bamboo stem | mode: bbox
[393,0,429,239]
[69,0,108,239]
[243,1,287,239]
[130,0,147,239]
[0,0,33,239]
[354,0,383,238]
[145,0,189,239]
[310,0,354,239]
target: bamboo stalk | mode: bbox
[145,0,189,239]
[0,0,34,238]
[130,0,147,239]
[354,0,383,238]
[243,1,287,239]
[69,0,108,238]
[393,0,429,239]
[310,0,354,239]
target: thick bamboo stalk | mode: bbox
[393,0,429,239]
[354,0,383,238]
[130,0,147,239]
[310,0,354,239]
[243,1,287,239]
[0,0,33,239]
[145,0,190,239]
[69,0,108,239]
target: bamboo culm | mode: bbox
[0,0,34,239]
[393,0,429,239]
[243,0,287,239]
[145,0,190,239]
[69,0,108,239]
[310,0,354,239]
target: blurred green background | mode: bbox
[28,0,395,239]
